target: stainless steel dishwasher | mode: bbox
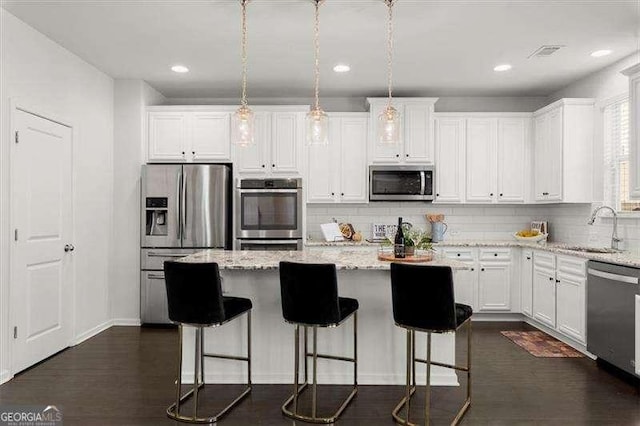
[587,261,640,376]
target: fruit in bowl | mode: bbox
[514,229,547,242]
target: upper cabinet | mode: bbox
[233,108,307,177]
[367,98,438,165]
[306,113,368,204]
[434,113,531,204]
[148,107,232,162]
[622,64,640,200]
[532,98,595,203]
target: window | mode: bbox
[603,98,640,212]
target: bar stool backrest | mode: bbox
[279,261,341,326]
[164,261,225,326]
[390,263,457,332]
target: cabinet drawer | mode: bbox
[141,248,198,270]
[140,271,171,324]
[534,251,556,269]
[479,248,511,261]
[441,248,476,262]
[557,255,587,278]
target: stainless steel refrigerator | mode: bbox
[140,164,232,324]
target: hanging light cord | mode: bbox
[386,0,395,110]
[313,0,322,111]
[240,0,249,108]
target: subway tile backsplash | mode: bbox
[306,203,640,251]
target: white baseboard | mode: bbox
[180,372,459,387]
[473,313,524,322]
[111,318,141,326]
[72,319,114,346]
[0,369,12,385]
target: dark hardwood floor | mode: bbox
[1,322,638,425]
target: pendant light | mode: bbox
[306,0,329,145]
[232,0,255,146]
[378,0,400,145]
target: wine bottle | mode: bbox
[394,217,405,258]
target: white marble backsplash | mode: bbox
[306,202,640,251]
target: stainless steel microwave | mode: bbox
[369,165,435,201]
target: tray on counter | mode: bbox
[377,252,435,263]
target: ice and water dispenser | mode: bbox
[145,197,168,236]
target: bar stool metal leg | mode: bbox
[392,320,472,426]
[281,312,359,424]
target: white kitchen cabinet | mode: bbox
[533,99,595,203]
[306,114,368,204]
[148,108,231,162]
[622,64,640,200]
[497,118,529,203]
[531,251,587,343]
[234,108,307,177]
[437,114,530,204]
[367,98,438,165]
[190,112,231,161]
[478,262,511,311]
[434,118,465,203]
[521,250,533,317]
[441,247,514,312]
[148,111,188,161]
[441,248,477,310]
[466,118,497,203]
[533,265,556,328]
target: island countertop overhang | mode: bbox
[178,247,471,270]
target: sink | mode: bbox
[563,246,620,254]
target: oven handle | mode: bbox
[420,171,426,196]
[240,239,302,244]
[238,189,300,194]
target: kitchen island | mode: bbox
[176,247,470,386]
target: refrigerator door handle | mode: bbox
[176,170,182,240]
[181,169,187,240]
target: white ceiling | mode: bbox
[2,0,638,99]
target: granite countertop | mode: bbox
[305,240,640,268]
[179,247,470,271]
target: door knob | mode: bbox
[64,244,75,252]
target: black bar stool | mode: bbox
[390,263,472,426]
[279,261,359,424]
[164,261,252,424]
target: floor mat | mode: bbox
[500,330,584,358]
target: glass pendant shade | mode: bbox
[306,107,329,145]
[232,105,255,147]
[378,105,400,144]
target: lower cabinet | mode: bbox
[441,247,513,313]
[532,251,587,344]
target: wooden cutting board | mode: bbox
[377,253,434,263]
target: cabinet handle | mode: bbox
[436,193,440,197]
[556,279,560,283]
[471,268,475,271]
[526,256,531,260]
[542,192,549,196]
[272,164,275,168]
[481,268,485,272]
[549,277,553,281]
[490,193,494,196]
[262,164,265,168]
[494,253,498,257]
[406,154,409,157]
[331,192,335,196]
[499,193,503,197]
[181,151,185,156]
[341,193,344,196]
[457,253,461,257]
[396,154,400,158]
[192,151,195,155]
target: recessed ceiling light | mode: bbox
[171,65,189,73]
[493,64,512,72]
[591,49,612,58]
[333,64,351,73]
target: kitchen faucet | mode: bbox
[587,205,623,251]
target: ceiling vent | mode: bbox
[528,45,564,59]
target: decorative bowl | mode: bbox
[513,232,547,243]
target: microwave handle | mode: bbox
[420,171,426,195]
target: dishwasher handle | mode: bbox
[588,268,639,285]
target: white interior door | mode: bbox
[11,109,73,374]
